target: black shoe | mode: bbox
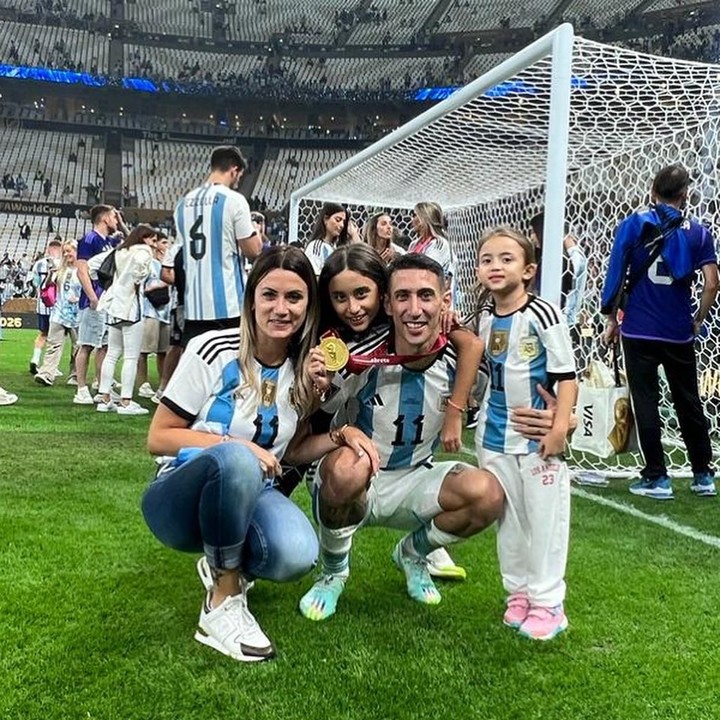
[466,406,479,429]
[29,362,38,376]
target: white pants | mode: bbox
[99,321,144,399]
[480,449,570,607]
[37,322,77,381]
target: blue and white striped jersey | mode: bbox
[143,258,171,324]
[474,295,575,455]
[161,328,300,461]
[304,239,335,276]
[331,331,458,471]
[174,182,254,322]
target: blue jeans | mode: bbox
[141,443,318,581]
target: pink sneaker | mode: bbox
[503,592,530,628]
[518,604,568,641]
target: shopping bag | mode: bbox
[571,352,636,458]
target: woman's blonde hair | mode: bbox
[56,239,78,285]
[363,212,391,253]
[238,246,319,418]
[413,201,447,240]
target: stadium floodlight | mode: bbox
[290,24,720,476]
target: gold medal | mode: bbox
[320,337,349,372]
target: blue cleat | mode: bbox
[392,541,441,605]
[690,473,717,497]
[629,476,674,500]
[299,575,346,621]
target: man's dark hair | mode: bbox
[90,204,113,225]
[652,163,690,203]
[388,252,445,290]
[48,239,62,248]
[210,146,247,173]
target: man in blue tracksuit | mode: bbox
[601,163,718,500]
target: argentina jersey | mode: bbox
[161,329,299,461]
[304,239,334,276]
[335,345,458,470]
[475,296,575,455]
[174,182,254,322]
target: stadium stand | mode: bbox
[124,44,265,83]
[0,213,91,260]
[0,21,109,72]
[0,127,104,205]
[345,0,437,45]
[252,148,356,212]
[463,52,513,82]
[435,0,556,33]
[227,0,358,43]
[125,1,212,40]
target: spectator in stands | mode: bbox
[304,202,347,276]
[43,178,52,200]
[29,238,63,375]
[137,232,171,402]
[142,246,325,663]
[73,205,125,406]
[408,201,457,302]
[175,146,262,347]
[363,212,406,263]
[601,163,718,500]
[19,221,31,241]
[34,240,82,387]
[529,211,588,330]
[96,224,158,416]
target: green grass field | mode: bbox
[1,328,719,720]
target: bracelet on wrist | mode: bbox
[446,398,466,413]
[312,382,327,402]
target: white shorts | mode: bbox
[77,308,108,348]
[314,459,473,531]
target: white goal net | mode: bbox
[289,25,720,477]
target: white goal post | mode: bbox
[289,24,720,477]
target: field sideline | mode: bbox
[1,328,718,720]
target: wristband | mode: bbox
[446,399,466,412]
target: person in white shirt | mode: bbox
[174,146,262,346]
[96,225,158,416]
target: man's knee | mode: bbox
[444,467,505,523]
[320,446,372,505]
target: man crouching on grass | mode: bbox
[299,254,504,620]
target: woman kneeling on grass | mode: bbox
[143,246,375,663]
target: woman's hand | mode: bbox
[341,426,380,475]
[238,439,282,478]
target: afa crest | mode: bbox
[490,330,508,357]
[261,380,277,407]
[518,336,540,361]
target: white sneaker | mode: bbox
[96,399,117,413]
[73,387,94,405]
[117,400,149,416]
[66,375,78,386]
[151,392,162,405]
[54,369,63,377]
[138,382,155,398]
[0,387,18,406]
[195,592,275,662]
[91,379,99,391]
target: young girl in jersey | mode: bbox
[473,227,576,641]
